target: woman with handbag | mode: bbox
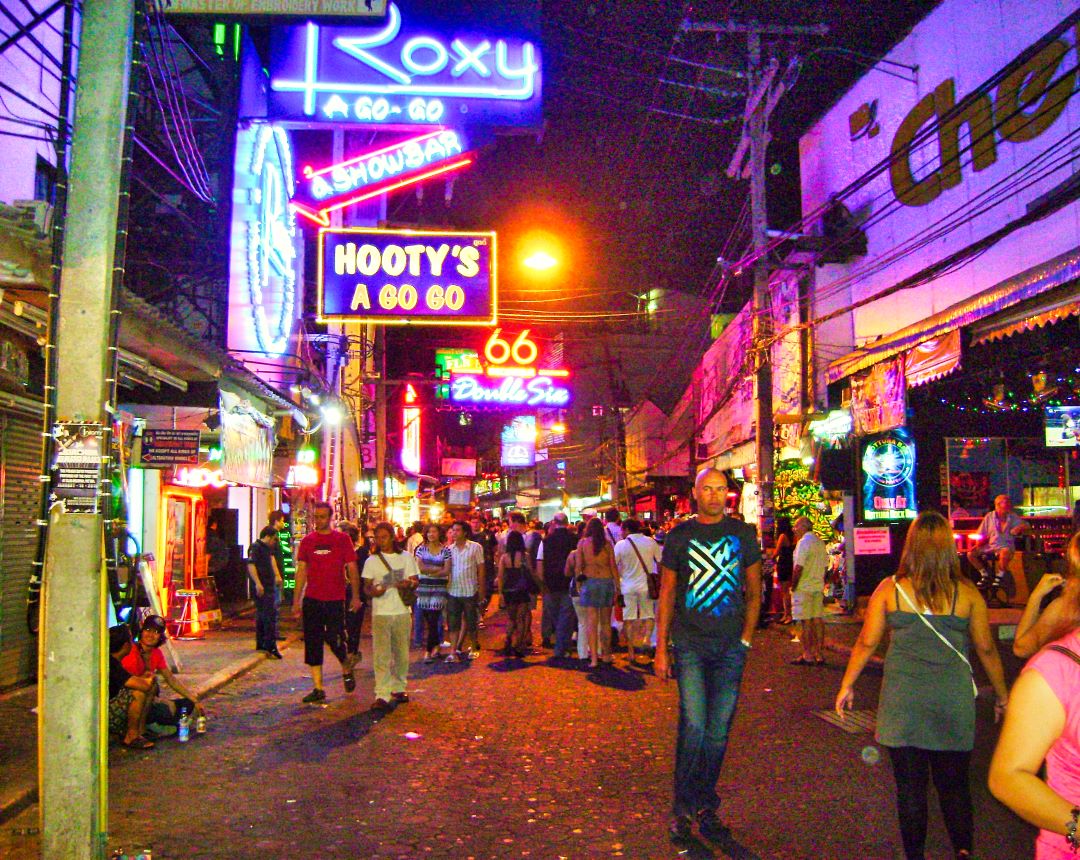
[990,531,1080,859]
[414,523,452,663]
[578,517,621,668]
[498,530,540,658]
[362,522,421,712]
[567,544,591,663]
[835,510,1008,860]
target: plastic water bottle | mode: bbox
[177,707,190,743]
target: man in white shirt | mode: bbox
[604,508,624,546]
[446,521,485,662]
[791,516,828,666]
[614,518,662,664]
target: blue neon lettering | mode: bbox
[401,37,448,76]
[271,4,539,117]
[451,39,491,78]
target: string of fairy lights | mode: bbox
[933,369,1080,415]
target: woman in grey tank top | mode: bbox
[834,511,1009,860]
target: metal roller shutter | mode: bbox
[0,412,45,689]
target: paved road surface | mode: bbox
[1,611,1036,859]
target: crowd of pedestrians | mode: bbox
[102,472,1080,860]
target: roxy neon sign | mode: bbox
[267,4,542,128]
[293,130,471,226]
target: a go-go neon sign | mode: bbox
[267,3,542,129]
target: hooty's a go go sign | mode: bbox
[317,227,496,325]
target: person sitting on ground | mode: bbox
[122,614,205,737]
[108,624,157,750]
[968,494,1027,590]
[989,531,1080,860]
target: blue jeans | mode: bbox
[542,591,575,656]
[255,591,278,652]
[672,637,749,816]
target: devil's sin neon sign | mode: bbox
[268,3,542,129]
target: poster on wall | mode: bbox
[860,427,917,522]
[219,390,275,488]
[51,423,104,514]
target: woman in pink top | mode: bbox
[990,532,1080,858]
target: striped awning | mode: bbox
[827,246,1080,384]
[969,280,1080,345]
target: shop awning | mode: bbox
[709,440,757,471]
[969,279,1080,345]
[826,245,1080,384]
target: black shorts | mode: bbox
[302,597,347,666]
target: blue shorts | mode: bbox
[579,577,615,608]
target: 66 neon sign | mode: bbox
[450,329,571,408]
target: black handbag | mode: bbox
[628,537,661,600]
[377,552,416,607]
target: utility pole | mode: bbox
[681,18,827,541]
[40,2,134,857]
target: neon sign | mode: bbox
[293,130,473,227]
[318,227,496,325]
[501,416,536,468]
[172,466,231,490]
[449,329,572,409]
[227,123,301,360]
[861,428,917,522]
[267,4,542,129]
[401,384,421,474]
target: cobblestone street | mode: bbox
[2,611,1035,859]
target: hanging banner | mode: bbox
[219,390,275,488]
[500,415,536,468]
[851,356,906,436]
[904,330,961,388]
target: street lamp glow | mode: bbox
[523,250,558,271]
[549,422,567,434]
[320,402,344,426]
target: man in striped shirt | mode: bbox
[446,520,486,662]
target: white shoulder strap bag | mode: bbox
[893,577,977,697]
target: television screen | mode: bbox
[1045,406,1080,448]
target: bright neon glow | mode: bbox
[402,404,421,473]
[286,464,321,487]
[405,383,418,404]
[478,328,567,381]
[294,157,472,227]
[173,466,231,489]
[486,366,535,378]
[296,447,317,464]
[523,251,557,271]
[549,422,567,434]
[293,130,470,226]
[268,4,541,127]
[229,123,300,358]
[451,375,571,407]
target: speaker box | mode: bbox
[818,448,854,491]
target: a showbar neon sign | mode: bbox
[450,329,571,408]
[293,130,471,227]
[268,3,541,128]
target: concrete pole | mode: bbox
[40,2,134,858]
[748,30,776,545]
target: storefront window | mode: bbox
[945,437,1074,520]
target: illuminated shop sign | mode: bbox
[449,328,571,408]
[268,3,541,129]
[401,384,421,474]
[318,227,496,325]
[501,415,536,468]
[228,123,302,359]
[286,447,320,488]
[435,348,481,399]
[860,427,917,522]
[172,466,231,489]
[293,129,472,227]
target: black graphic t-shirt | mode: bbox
[661,516,762,648]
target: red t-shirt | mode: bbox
[298,529,356,601]
[121,643,167,676]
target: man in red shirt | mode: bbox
[294,502,361,703]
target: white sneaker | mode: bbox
[441,640,452,648]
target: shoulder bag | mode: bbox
[628,537,661,600]
[378,551,416,607]
[893,577,976,696]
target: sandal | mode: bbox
[122,737,155,750]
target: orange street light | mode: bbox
[523,250,558,271]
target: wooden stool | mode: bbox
[170,589,204,640]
